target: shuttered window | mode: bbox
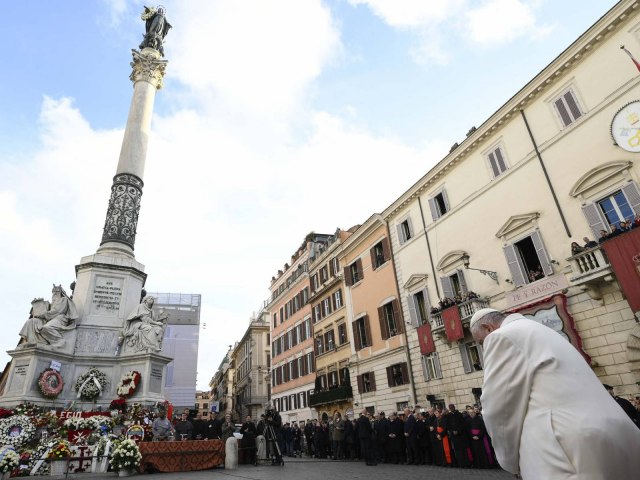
[428,190,450,221]
[397,217,414,245]
[487,145,508,178]
[352,315,370,350]
[502,231,553,286]
[554,89,583,127]
[407,288,430,327]
[386,363,409,387]
[460,342,484,374]
[421,353,442,381]
[357,372,376,393]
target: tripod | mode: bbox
[265,423,284,466]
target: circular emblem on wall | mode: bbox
[37,369,64,399]
[611,100,640,152]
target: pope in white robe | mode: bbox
[470,309,640,479]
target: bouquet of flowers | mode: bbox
[116,371,141,398]
[0,449,20,473]
[109,439,141,472]
[13,402,40,417]
[74,367,108,401]
[47,440,72,460]
[63,415,111,431]
[110,398,127,412]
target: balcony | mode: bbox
[429,298,489,336]
[566,246,614,301]
[309,385,353,407]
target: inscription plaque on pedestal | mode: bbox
[10,362,29,392]
[149,363,163,393]
[75,329,121,354]
[91,276,124,314]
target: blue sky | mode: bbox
[0,1,618,388]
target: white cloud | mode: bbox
[465,0,553,47]
[349,0,551,64]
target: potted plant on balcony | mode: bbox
[109,439,141,477]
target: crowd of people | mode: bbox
[430,291,480,314]
[594,215,640,244]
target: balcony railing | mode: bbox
[429,298,489,333]
[309,385,353,407]
[567,246,611,283]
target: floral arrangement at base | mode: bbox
[0,448,20,474]
[116,371,142,398]
[23,443,51,476]
[110,398,127,412]
[109,439,142,473]
[47,440,71,460]
[74,367,108,401]
[13,403,39,417]
[0,415,36,449]
[0,409,13,419]
[37,369,64,399]
[63,415,112,432]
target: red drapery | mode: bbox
[442,306,464,342]
[417,323,436,354]
[600,228,640,313]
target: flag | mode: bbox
[417,323,435,355]
[621,45,640,73]
[442,305,464,342]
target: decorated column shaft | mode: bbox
[100,48,167,254]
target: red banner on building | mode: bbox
[417,323,435,354]
[442,306,464,342]
[600,228,640,313]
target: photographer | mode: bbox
[264,406,283,465]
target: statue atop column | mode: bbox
[140,5,172,57]
[120,295,169,353]
[18,285,78,351]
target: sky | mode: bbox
[0,0,618,390]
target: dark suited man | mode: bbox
[357,409,377,466]
[204,411,222,439]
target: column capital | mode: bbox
[129,48,168,90]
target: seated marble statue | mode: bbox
[122,295,168,352]
[19,284,78,349]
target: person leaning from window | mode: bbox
[633,214,640,228]
[570,242,585,255]
[583,237,598,249]
[609,223,622,237]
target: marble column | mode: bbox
[99,48,168,258]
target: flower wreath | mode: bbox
[74,367,108,401]
[0,415,36,449]
[116,371,142,398]
[37,368,64,399]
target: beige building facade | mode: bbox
[341,215,416,414]
[209,347,235,416]
[308,229,355,420]
[385,0,640,408]
[230,310,271,419]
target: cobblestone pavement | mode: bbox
[51,457,513,479]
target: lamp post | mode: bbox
[462,255,499,284]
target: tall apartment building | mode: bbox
[308,228,355,420]
[152,292,201,411]
[195,390,210,418]
[231,309,271,419]
[209,346,235,416]
[340,216,415,414]
[268,233,332,423]
[383,0,640,407]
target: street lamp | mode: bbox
[462,254,499,284]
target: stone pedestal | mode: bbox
[0,346,171,408]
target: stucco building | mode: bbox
[384,0,640,408]
[231,310,271,419]
[340,215,416,414]
[308,229,355,420]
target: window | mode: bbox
[297,357,304,378]
[315,335,324,355]
[279,307,284,324]
[337,323,347,345]
[312,273,320,291]
[345,259,363,286]
[378,300,403,339]
[414,290,429,325]
[460,341,484,373]
[302,287,309,305]
[371,241,386,269]
[421,353,443,381]
[396,401,409,411]
[322,297,332,316]
[554,88,583,128]
[328,370,338,388]
[320,266,329,283]
[440,270,467,301]
[334,289,343,309]
[487,145,508,178]
[273,312,277,329]
[397,217,414,245]
[331,257,340,277]
[306,352,314,373]
[581,182,640,238]
[313,304,321,323]
[352,316,371,350]
[386,363,409,387]
[304,318,312,339]
[503,231,553,287]
[598,190,635,229]
[339,367,349,385]
[324,330,335,351]
[428,190,450,221]
[357,372,376,393]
